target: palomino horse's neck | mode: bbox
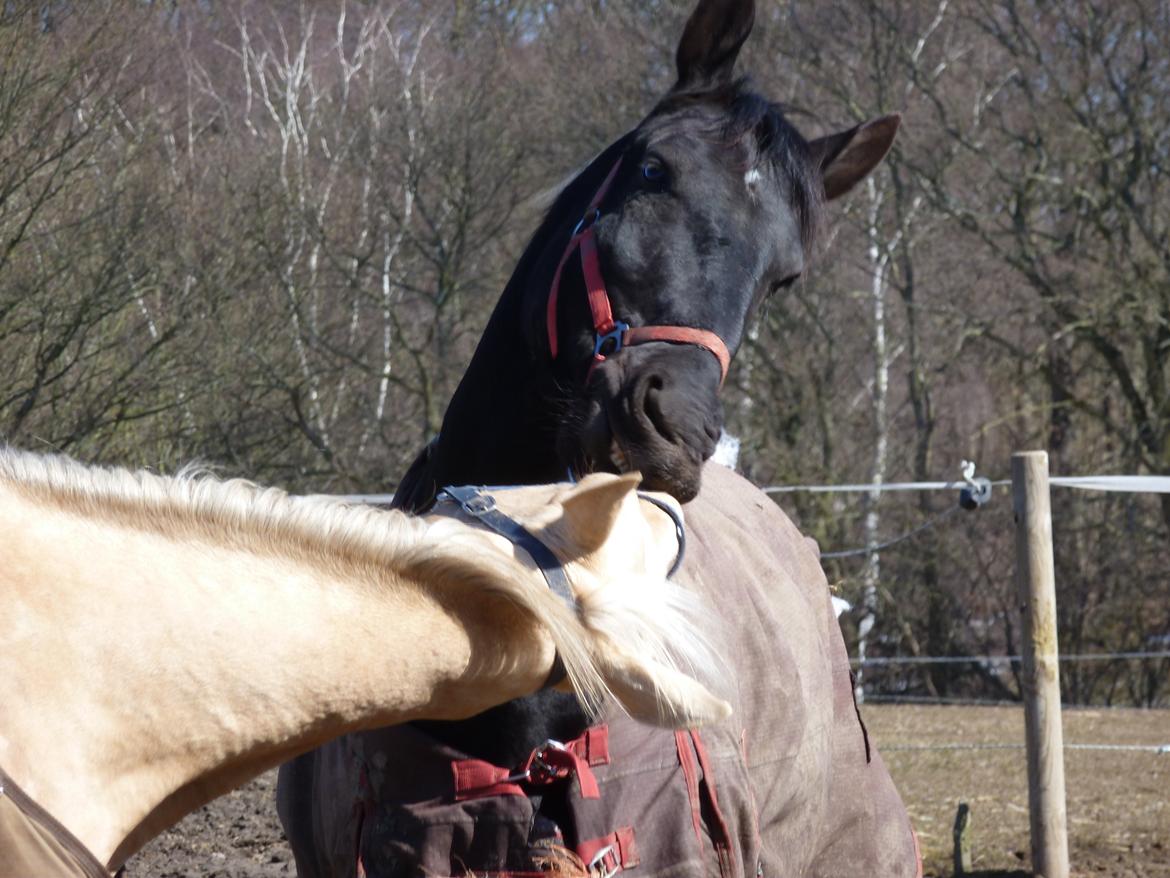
[0,454,728,873]
[0,477,558,870]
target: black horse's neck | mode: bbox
[395,137,633,514]
[437,306,564,481]
[403,303,585,765]
[391,293,563,512]
[397,142,640,765]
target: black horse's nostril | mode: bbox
[640,372,677,443]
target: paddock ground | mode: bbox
[865,704,1169,877]
[125,704,1169,877]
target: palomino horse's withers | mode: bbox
[0,448,726,877]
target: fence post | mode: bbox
[1011,451,1070,878]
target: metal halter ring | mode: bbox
[573,208,601,238]
[593,321,630,358]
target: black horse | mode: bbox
[388,0,897,767]
[279,1,909,875]
[392,0,898,514]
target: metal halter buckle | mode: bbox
[458,492,496,516]
[593,321,630,358]
[573,208,601,238]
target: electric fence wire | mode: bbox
[851,651,1170,666]
[880,742,1170,754]
[819,505,963,559]
[771,469,1170,560]
[762,474,1170,494]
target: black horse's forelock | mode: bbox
[655,77,824,255]
[529,79,822,268]
[729,85,825,255]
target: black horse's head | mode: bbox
[391,0,900,513]
[520,0,899,501]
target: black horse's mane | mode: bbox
[526,134,638,275]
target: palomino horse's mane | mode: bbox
[0,446,707,715]
[0,445,475,579]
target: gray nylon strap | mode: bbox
[438,486,577,610]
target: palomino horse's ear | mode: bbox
[673,0,755,92]
[559,472,643,555]
[808,114,901,201]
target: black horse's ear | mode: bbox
[674,0,756,92]
[808,114,901,200]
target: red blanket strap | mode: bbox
[523,741,600,799]
[451,725,609,803]
[675,730,705,846]
[451,760,528,801]
[568,724,611,766]
[691,730,736,878]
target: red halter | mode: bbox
[545,159,732,385]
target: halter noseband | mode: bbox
[545,158,732,384]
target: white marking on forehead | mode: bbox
[744,168,762,187]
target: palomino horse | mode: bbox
[0,448,727,878]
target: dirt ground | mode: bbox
[123,770,292,877]
[125,705,1169,877]
[863,704,1170,878]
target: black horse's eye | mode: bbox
[641,159,666,182]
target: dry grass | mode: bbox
[862,704,1170,877]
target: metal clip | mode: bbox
[958,461,992,510]
[588,845,619,878]
[532,739,568,776]
[461,492,496,516]
[573,208,601,238]
[593,322,630,358]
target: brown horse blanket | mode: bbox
[278,463,919,878]
[0,766,112,878]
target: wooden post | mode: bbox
[1011,451,1070,878]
